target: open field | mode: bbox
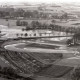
[37,65,73,78]
[2,40,77,78]
[16,42,60,49]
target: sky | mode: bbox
[0,0,80,4]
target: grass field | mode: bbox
[16,43,60,49]
[37,65,73,78]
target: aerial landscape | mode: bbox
[0,0,80,80]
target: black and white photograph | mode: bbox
[0,0,80,80]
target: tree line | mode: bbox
[16,20,80,34]
[0,8,69,19]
